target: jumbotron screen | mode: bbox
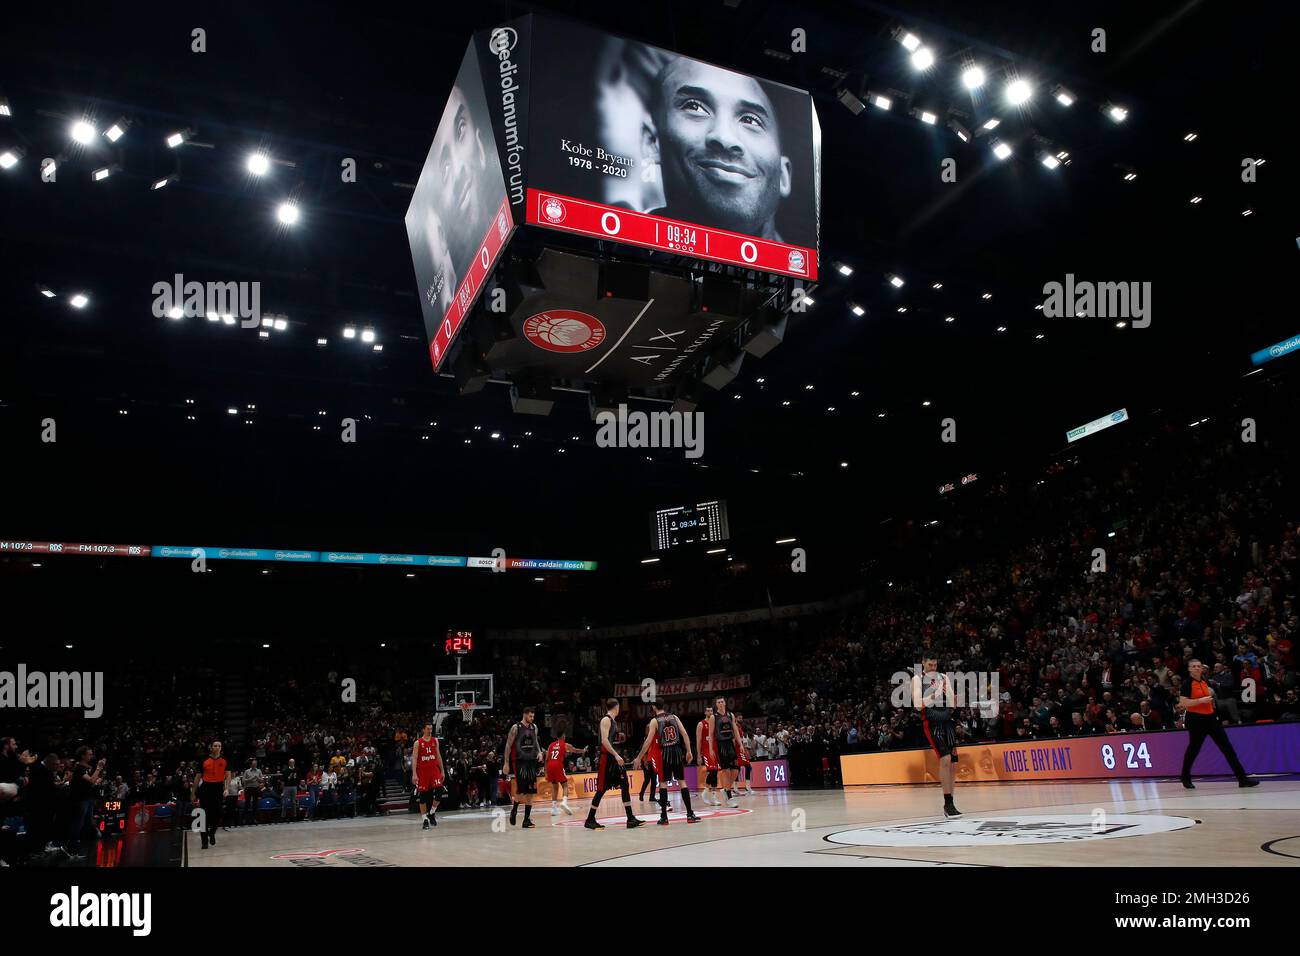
[651,500,730,551]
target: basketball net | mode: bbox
[459,702,475,724]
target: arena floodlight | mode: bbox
[1005,78,1033,106]
[166,130,187,148]
[70,119,96,144]
[104,118,130,142]
[0,97,10,117]
[1052,85,1075,107]
[1123,170,1137,181]
[39,286,56,298]
[221,314,235,325]
[1183,131,1198,142]
[373,343,383,352]
[151,175,173,190]
[894,28,922,52]
[261,316,274,328]
[361,327,376,343]
[277,201,299,224]
[343,325,357,339]
[167,306,183,319]
[0,147,22,169]
[850,304,866,317]
[92,165,113,181]
[948,120,970,143]
[206,312,219,321]
[836,89,865,115]
[911,46,935,71]
[259,330,270,339]
[981,117,1000,130]
[961,65,986,90]
[1189,195,1202,204]
[1105,103,1128,122]
[836,262,853,276]
[273,317,287,331]
[992,141,1013,160]
[919,110,938,125]
[775,537,797,544]
[69,293,89,309]
[316,337,327,346]
[888,274,905,288]
[640,557,660,564]
[871,93,893,111]
[1040,151,1061,169]
[247,151,270,175]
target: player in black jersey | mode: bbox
[502,707,545,828]
[585,699,644,830]
[708,696,742,807]
[634,702,699,825]
[912,658,961,817]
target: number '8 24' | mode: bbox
[1101,741,1152,770]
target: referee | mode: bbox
[195,741,229,849]
[1178,660,1258,789]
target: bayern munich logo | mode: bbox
[787,250,807,274]
[523,309,606,353]
[541,197,567,224]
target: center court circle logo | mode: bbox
[523,309,606,352]
[825,814,1196,847]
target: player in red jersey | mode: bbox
[411,723,446,830]
[695,705,719,806]
[544,724,587,816]
[912,657,961,818]
[638,719,661,805]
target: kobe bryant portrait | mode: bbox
[640,57,792,241]
[430,82,494,255]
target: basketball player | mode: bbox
[707,697,742,808]
[585,698,644,830]
[545,726,587,816]
[912,658,961,817]
[734,713,754,794]
[696,705,719,805]
[1178,659,1258,789]
[411,723,446,830]
[638,717,661,805]
[642,58,793,241]
[502,707,545,828]
[634,702,699,825]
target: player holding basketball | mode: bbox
[912,658,961,817]
[695,705,719,805]
[707,696,742,808]
[634,702,699,825]
[544,725,587,815]
[411,723,447,830]
[502,707,546,828]
[585,698,644,830]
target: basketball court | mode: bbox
[186,777,1300,868]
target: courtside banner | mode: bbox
[515,15,819,279]
[406,43,514,372]
[840,723,1300,785]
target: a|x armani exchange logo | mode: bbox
[270,847,396,867]
[825,814,1196,848]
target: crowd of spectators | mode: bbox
[4,420,1296,862]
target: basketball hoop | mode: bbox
[459,702,475,724]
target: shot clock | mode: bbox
[444,631,474,655]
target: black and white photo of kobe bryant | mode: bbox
[639,56,793,242]
[429,79,497,257]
